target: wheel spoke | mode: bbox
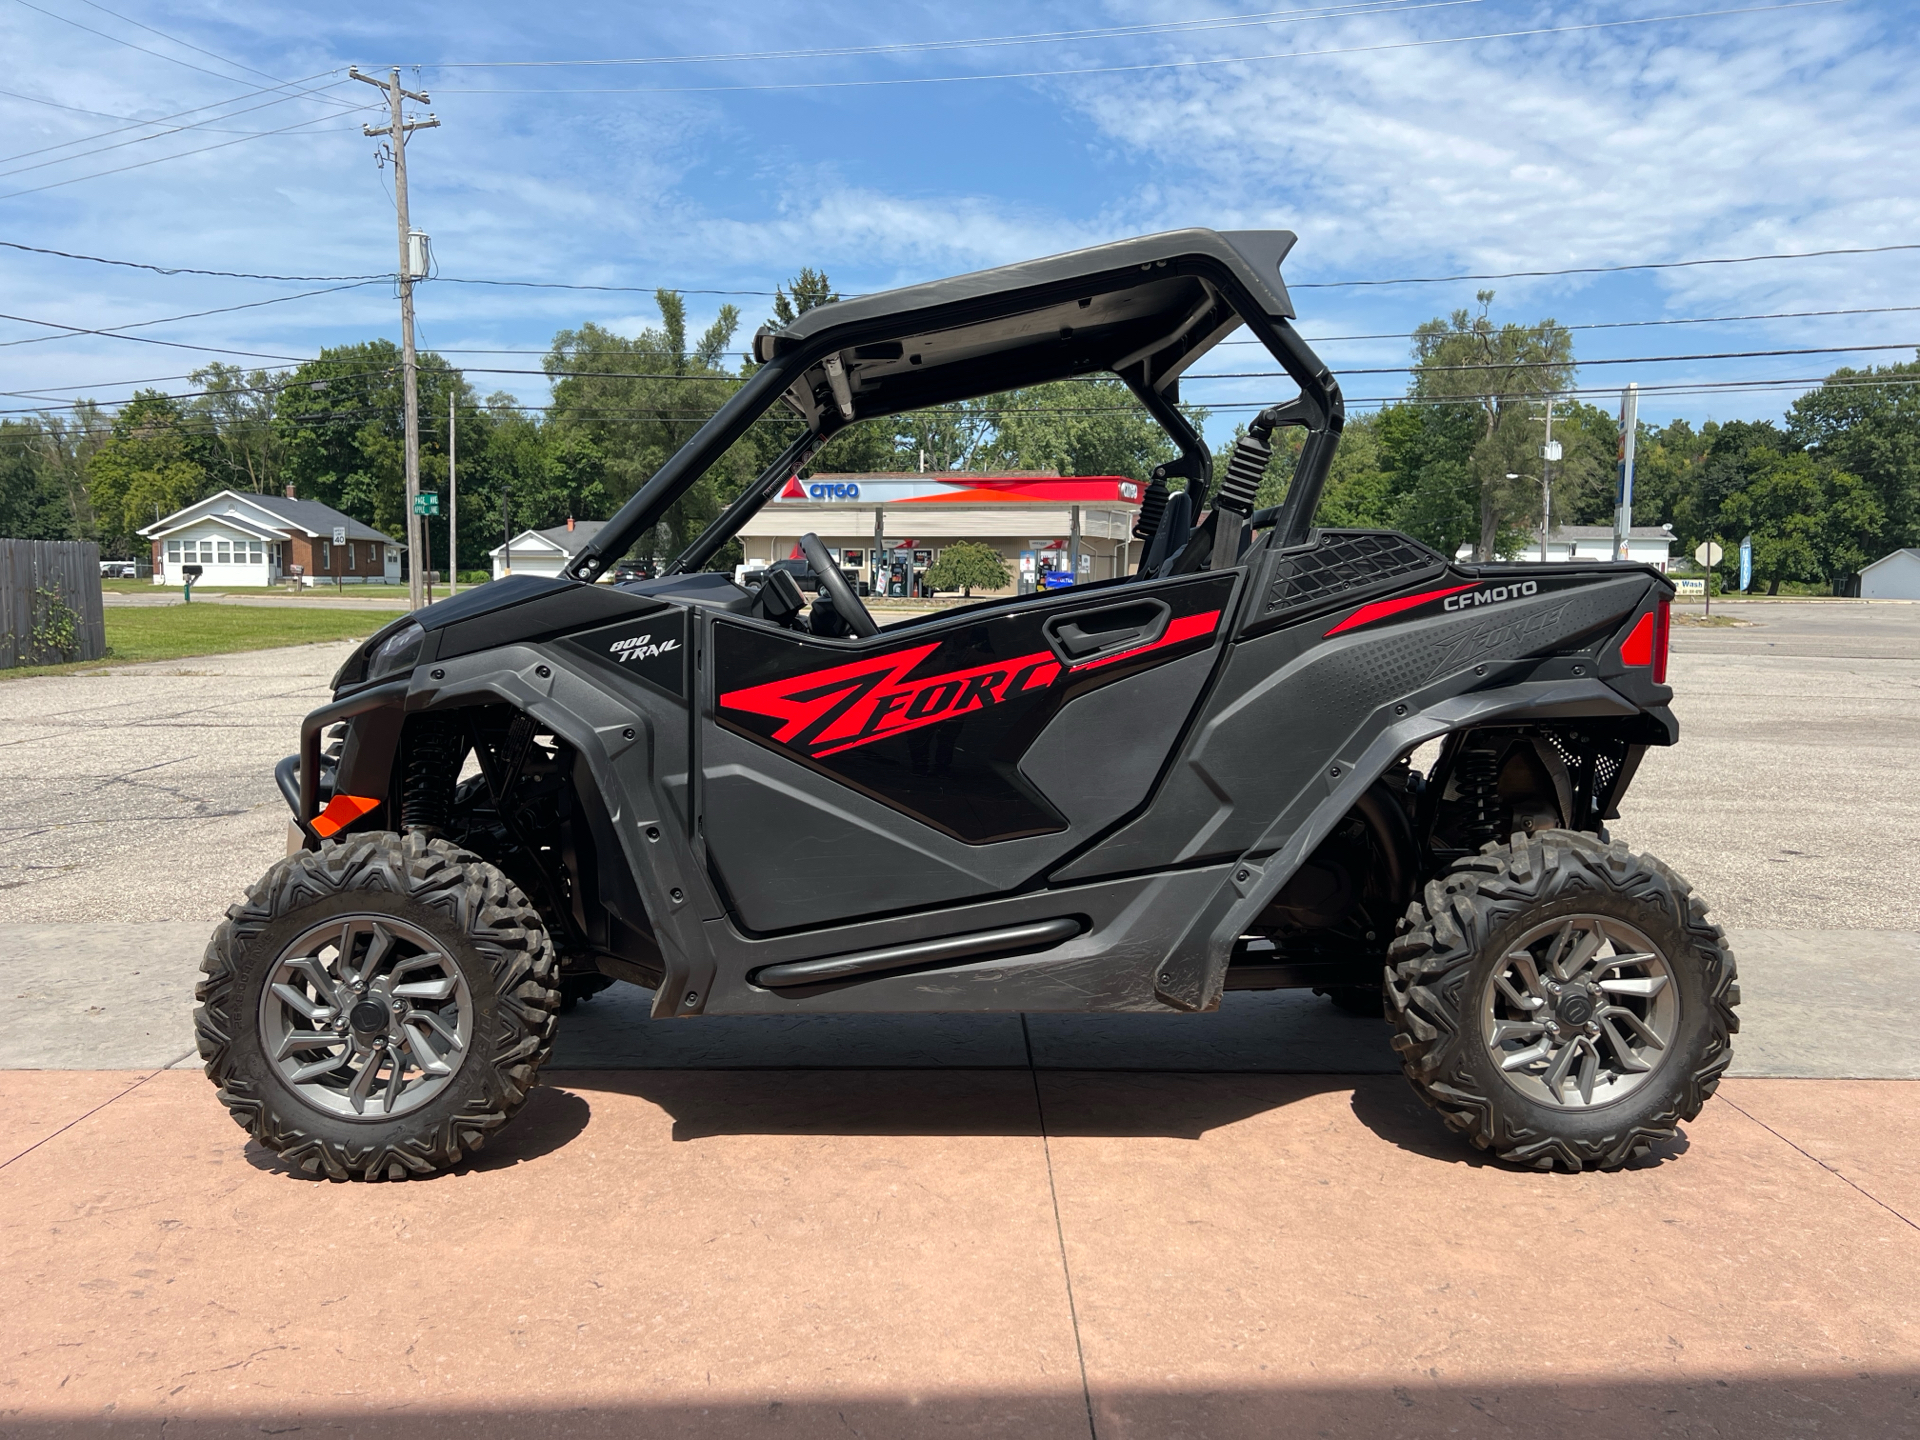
[1501,1039,1554,1072]
[402,1021,454,1076]
[274,1028,341,1061]
[381,1050,407,1114]
[1575,1042,1600,1104]
[1491,1019,1547,1045]
[390,950,448,982]
[354,922,395,986]
[1598,973,1668,998]
[1558,923,1605,982]
[348,1047,382,1114]
[290,1049,353,1083]
[269,981,333,1024]
[1541,1036,1581,1101]
[405,1007,463,1052]
[286,955,341,1009]
[391,976,457,1002]
[1600,1005,1667,1051]
[1508,951,1550,1005]
[1599,1017,1655,1072]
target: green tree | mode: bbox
[1409,292,1575,559]
[1373,401,1485,556]
[85,391,209,549]
[1788,356,1918,554]
[188,364,281,495]
[546,293,745,562]
[770,268,838,327]
[1716,450,1880,593]
[981,378,1192,480]
[924,541,1011,597]
[273,340,462,540]
[0,420,76,540]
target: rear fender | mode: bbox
[1151,675,1660,1011]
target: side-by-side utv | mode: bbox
[195,229,1738,1179]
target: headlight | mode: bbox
[365,622,425,682]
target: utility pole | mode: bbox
[1540,399,1559,563]
[352,66,439,611]
[1613,382,1638,564]
[447,393,457,597]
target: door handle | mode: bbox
[1043,599,1171,665]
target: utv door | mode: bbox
[698,571,1237,933]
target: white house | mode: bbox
[489,519,607,581]
[1860,547,1920,599]
[140,489,402,587]
[1458,524,1675,572]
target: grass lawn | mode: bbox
[100,579,452,599]
[4,604,391,679]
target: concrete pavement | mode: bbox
[0,1068,1914,1436]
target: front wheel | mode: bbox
[1385,831,1739,1172]
[194,831,560,1180]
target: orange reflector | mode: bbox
[1618,612,1656,668]
[1653,598,1671,683]
[311,793,381,838]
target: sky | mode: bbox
[0,0,1914,445]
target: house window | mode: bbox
[166,540,181,563]
[217,540,232,564]
[321,541,331,569]
[248,541,264,563]
[199,540,214,564]
[347,542,357,570]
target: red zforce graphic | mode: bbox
[722,611,1221,758]
[722,643,1059,756]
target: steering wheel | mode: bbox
[799,532,879,638]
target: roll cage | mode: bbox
[562,227,1345,585]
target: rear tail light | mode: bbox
[1616,600,1673,683]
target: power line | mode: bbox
[0,111,365,200]
[1291,242,1920,289]
[1235,303,1920,346]
[415,0,1482,69]
[0,80,373,182]
[0,238,385,282]
[433,2,1844,94]
[67,0,291,89]
[0,280,387,350]
[0,72,352,165]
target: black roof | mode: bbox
[752,228,1299,423]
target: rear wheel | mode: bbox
[1385,830,1738,1171]
[195,831,560,1180]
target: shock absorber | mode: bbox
[1455,744,1502,850]
[401,716,466,834]
[1210,412,1277,567]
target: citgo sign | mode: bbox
[810,481,861,500]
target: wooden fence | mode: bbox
[0,539,108,668]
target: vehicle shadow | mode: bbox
[242,1082,594,1180]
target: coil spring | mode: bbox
[1216,428,1272,517]
[1456,746,1502,850]
[401,717,466,833]
[1133,477,1168,541]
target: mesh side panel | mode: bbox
[1264,530,1443,615]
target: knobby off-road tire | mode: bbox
[195,831,560,1180]
[1385,830,1739,1172]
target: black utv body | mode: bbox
[196,229,1738,1179]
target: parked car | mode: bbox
[99,560,139,579]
